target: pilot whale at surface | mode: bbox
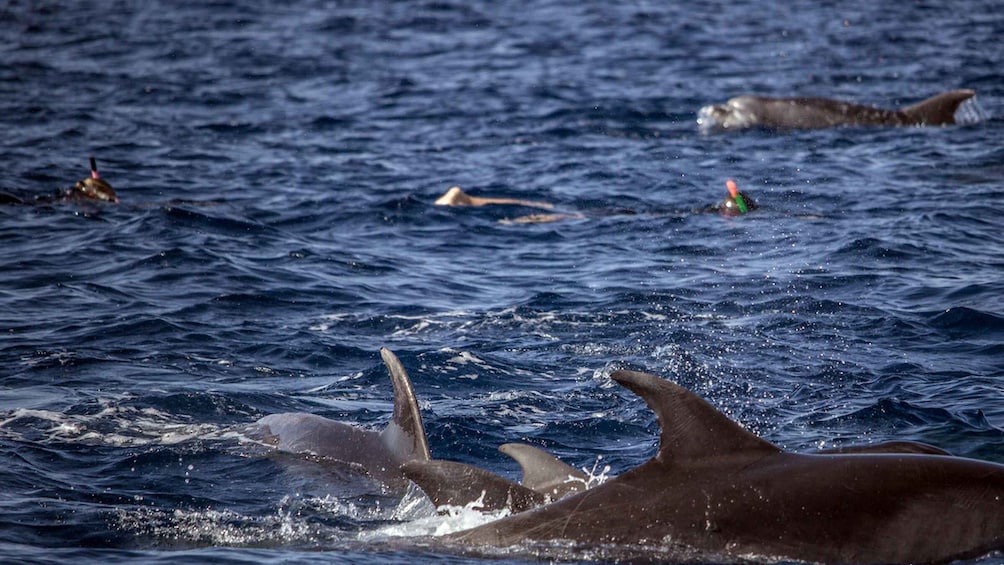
[697,89,981,132]
[411,369,1004,564]
[255,348,430,490]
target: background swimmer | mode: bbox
[435,186,554,210]
[435,181,758,224]
[0,157,118,205]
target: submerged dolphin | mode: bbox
[433,369,1004,564]
[401,443,590,513]
[257,348,430,490]
[697,89,978,132]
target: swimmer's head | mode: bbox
[719,179,756,216]
[74,157,119,203]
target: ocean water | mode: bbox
[1,1,1002,563]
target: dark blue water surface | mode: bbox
[2,1,1003,563]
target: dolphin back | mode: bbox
[401,459,545,513]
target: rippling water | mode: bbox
[2,1,1002,563]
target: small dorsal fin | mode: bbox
[610,370,780,464]
[900,89,975,125]
[499,443,588,499]
[401,459,545,513]
[379,348,431,462]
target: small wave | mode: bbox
[929,306,1004,336]
[954,96,990,125]
[0,398,245,447]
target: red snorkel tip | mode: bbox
[725,179,749,214]
[90,156,99,179]
[726,179,739,198]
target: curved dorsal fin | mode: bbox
[610,370,780,464]
[401,459,545,514]
[900,89,975,125]
[379,348,431,462]
[499,443,588,499]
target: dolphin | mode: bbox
[401,443,590,513]
[697,89,978,132]
[498,443,589,500]
[404,438,952,515]
[400,457,546,513]
[435,369,1004,564]
[256,348,430,490]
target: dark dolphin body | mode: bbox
[433,369,1004,564]
[698,89,978,132]
[256,348,430,490]
[401,443,590,513]
[403,439,953,516]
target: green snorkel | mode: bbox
[726,179,748,214]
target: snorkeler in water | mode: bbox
[701,179,758,217]
[435,180,757,223]
[0,157,119,205]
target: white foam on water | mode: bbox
[361,490,510,541]
[0,401,242,447]
[954,96,989,125]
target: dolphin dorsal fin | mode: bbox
[610,370,780,464]
[401,459,546,513]
[379,348,431,462]
[900,89,975,126]
[499,443,588,498]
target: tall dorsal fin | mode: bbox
[499,443,588,499]
[900,89,975,125]
[610,370,780,464]
[401,459,545,514]
[379,347,431,462]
